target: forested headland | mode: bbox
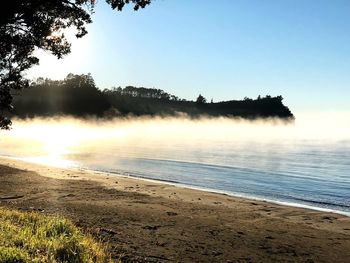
[12,74,294,120]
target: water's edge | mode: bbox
[85,165,350,217]
[3,155,350,217]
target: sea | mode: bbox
[1,113,349,216]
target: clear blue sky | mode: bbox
[27,0,350,112]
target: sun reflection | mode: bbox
[7,121,83,167]
[2,118,130,168]
[21,156,78,168]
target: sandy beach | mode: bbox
[0,157,349,262]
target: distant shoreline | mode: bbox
[1,157,349,262]
[11,74,294,120]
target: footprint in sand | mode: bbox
[166,211,178,216]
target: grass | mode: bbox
[0,208,112,263]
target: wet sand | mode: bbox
[0,157,349,262]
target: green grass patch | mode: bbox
[0,208,112,263]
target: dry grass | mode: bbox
[0,208,112,263]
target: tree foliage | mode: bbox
[0,0,151,129]
[105,86,179,100]
[12,74,294,119]
[14,74,110,117]
[196,94,207,105]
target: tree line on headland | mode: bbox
[12,74,294,120]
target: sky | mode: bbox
[26,0,350,113]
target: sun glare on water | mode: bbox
[1,118,128,168]
[7,121,80,167]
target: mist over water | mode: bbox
[1,112,350,215]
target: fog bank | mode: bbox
[0,112,349,167]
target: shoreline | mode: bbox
[1,156,350,262]
[90,168,350,218]
[7,155,350,218]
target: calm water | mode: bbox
[1,115,350,215]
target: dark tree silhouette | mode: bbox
[12,75,294,120]
[0,0,152,129]
[196,94,207,105]
[13,74,111,117]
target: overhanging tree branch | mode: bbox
[0,0,152,129]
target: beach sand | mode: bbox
[0,157,349,262]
